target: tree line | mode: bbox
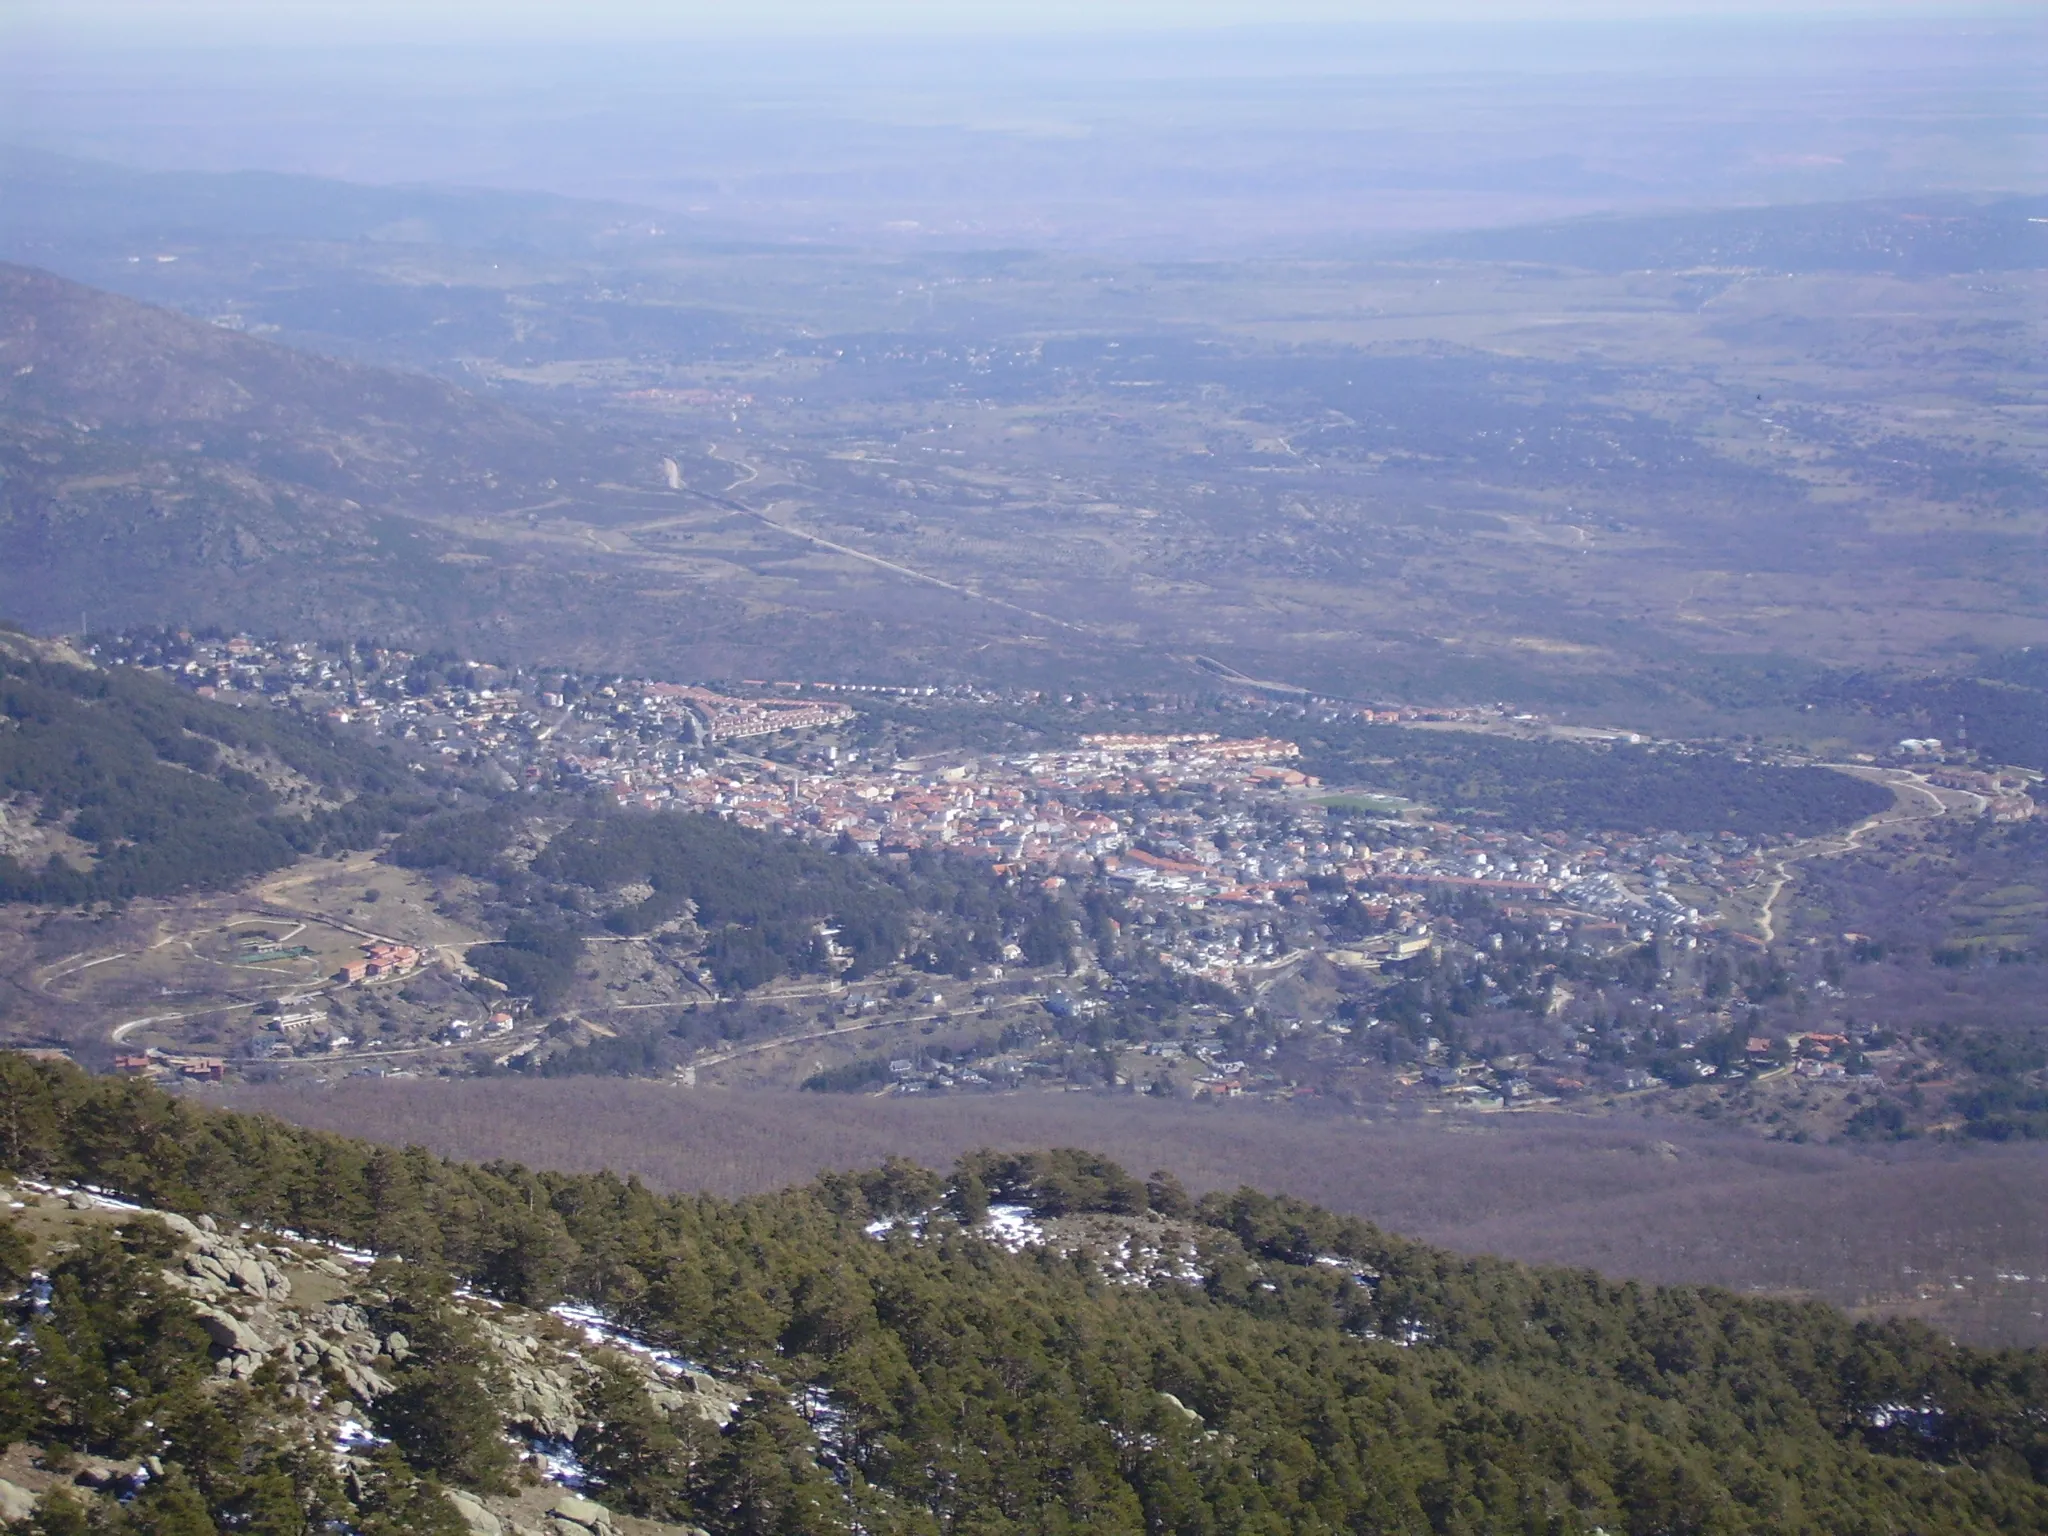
[1,1053,2043,1534]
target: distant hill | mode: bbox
[0,259,639,503]
[0,143,665,259]
[0,148,767,373]
[1414,195,2048,274]
[0,628,433,902]
[0,262,687,641]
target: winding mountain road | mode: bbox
[1751,766,1968,945]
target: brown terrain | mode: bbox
[228,1077,2048,1348]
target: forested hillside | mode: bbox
[1850,650,2048,774]
[2,1053,2043,1535]
[1294,721,1892,836]
[395,804,1076,997]
[0,634,436,902]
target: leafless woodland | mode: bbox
[230,1080,2048,1347]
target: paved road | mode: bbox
[672,449,1090,636]
[112,998,263,1044]
[686,993,1046,1076]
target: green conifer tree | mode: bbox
[573,1355,711,1518]
[366,1267,514,1493]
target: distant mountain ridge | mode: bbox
[1410,194,2048,274]
[0,143,670,259]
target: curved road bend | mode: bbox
[1752,766,1963,945]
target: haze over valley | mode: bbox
[0,9,2045,1532]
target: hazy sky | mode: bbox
[9,0,2022,46]
[6,0,2036,250]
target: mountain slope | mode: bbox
[1,1166,732,1536]
[0,263,1068,685]
[0,260,630,496]
[2,1053,2044,1535]
[0,628,440,902]
[0,262,697,644]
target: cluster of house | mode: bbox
[596,733,1316,874]
[1763,1030,1871,1081]
[90,631,1811,960]
[634,683,856,741]
[1131,1038,1262,1099]
[1923,765,2037,822]
[332,942,423,985]
[112,1049,227,1083]
[95,630,2011,1032]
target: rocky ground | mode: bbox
[0,1179,747,1536]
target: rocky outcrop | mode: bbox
[539,1492,617,1536]
[11,1188,742,1530]
[167,1232,292,1304]
[15,1183,759,1536]
[474,1315,588,1442]
[0,1479,37,1525]
[1159,1390,1202,1424]
[665,1365,744,1428]
[193,1305,268,1359]
[445,1488,503,1536]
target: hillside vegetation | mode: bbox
[396,803,1075,1000]
[1294,722,1892,836]
[0,265,709,652]
[0,636,433,903]
[2,1053,2044,1534]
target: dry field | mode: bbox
[0,852,490,1060]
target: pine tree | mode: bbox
[573,1355,710,1518]
[699,1398,848,1536]
[347,1445,469,1536]
[26,1222,212,1456]
[22,1488,95,1536]
[123,1471,218,1536]
[367,1268,514,1493]
[0,1214,35,1450]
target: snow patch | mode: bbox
[17,1178,144,1214]
[1314,1254,1380,1288]
[525,1435,594,1489]
[334,1418,388,1455]
[549,1302,710,1380]
[982,1204,1045,1250]
[799,1383,854,1482]
[1866,1399,1946,1436]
